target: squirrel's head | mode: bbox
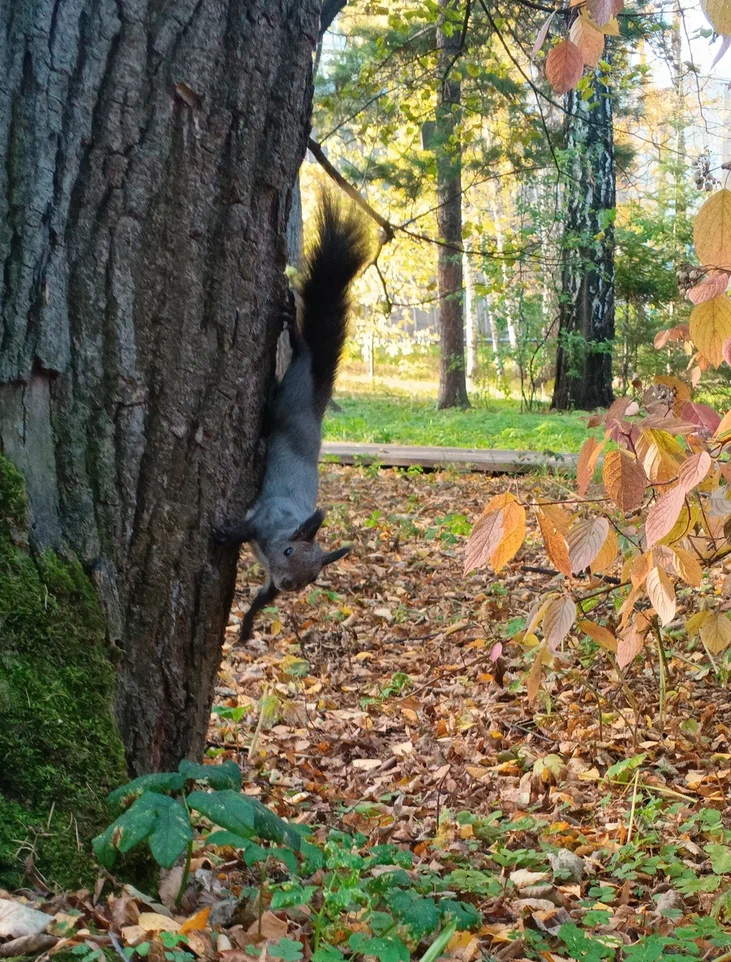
[268,509,350,592]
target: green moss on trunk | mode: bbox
[0,455,128,888]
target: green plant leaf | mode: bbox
[178,760,242,790]
[387,891,439,939]
[271,882,317,909]
[706,844,731,875]
[269,939,303,961]
[349,934,410,962]
[437,900,481,931]
[108,774,184,812]
[312,947,345,962]
[93,792,189,868]
[605,754,646,783]
[187,789,300,849]
[147,796,194,869]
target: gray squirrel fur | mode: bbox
[214,192,372,641]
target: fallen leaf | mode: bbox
[0,900,53,939]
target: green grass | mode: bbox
[324,394,593,453]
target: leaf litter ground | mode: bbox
[4,466,731,962]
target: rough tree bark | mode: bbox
[0,0,320,776]
[552,65,616,411]
[436,0,469,409]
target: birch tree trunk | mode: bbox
[435,0,469,409]
[0,0,319,778]
[464,251,479,385]
[552,63,616,411]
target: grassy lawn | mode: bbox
[324,393,593,453]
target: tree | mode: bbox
[552,64,617,410]
[436,0,470,409]
[0,0,320,877]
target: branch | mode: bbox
[307,137,395,242]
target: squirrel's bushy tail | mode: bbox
[299,190,373,417]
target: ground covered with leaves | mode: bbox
[3,465,731,962]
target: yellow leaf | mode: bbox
[524,594,557,636]
[570,13,605,66]
[526,644,545,702]
[577,619,618,652]
[695,187,731,270]
[464,492,517,574]
[689,295,731,367]
[702,0,731,32]
[637,428,685,484]
[672,546,702,587]
[630,551,653,589]
[180,908,211,934]
[700,612,731,654]
[591,528,618,574]
[536,507,572,576]
[715,408,731,440]
[686,609,711,637]
[576,437,605,496]
[489,499,527,571]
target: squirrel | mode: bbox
[214,191,373,641]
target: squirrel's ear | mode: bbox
[322,545,350,566]
[291,509,326,542]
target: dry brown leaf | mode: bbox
[545,40,584,94]
[526,644,545,702]
[0,901,53,939]
[603,450,647,512]
[137,913,181,934]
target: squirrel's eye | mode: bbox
[284,547,293,557]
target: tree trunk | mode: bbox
[0,0,319,780]
[436,0,469,409]
[552,64,616,411]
